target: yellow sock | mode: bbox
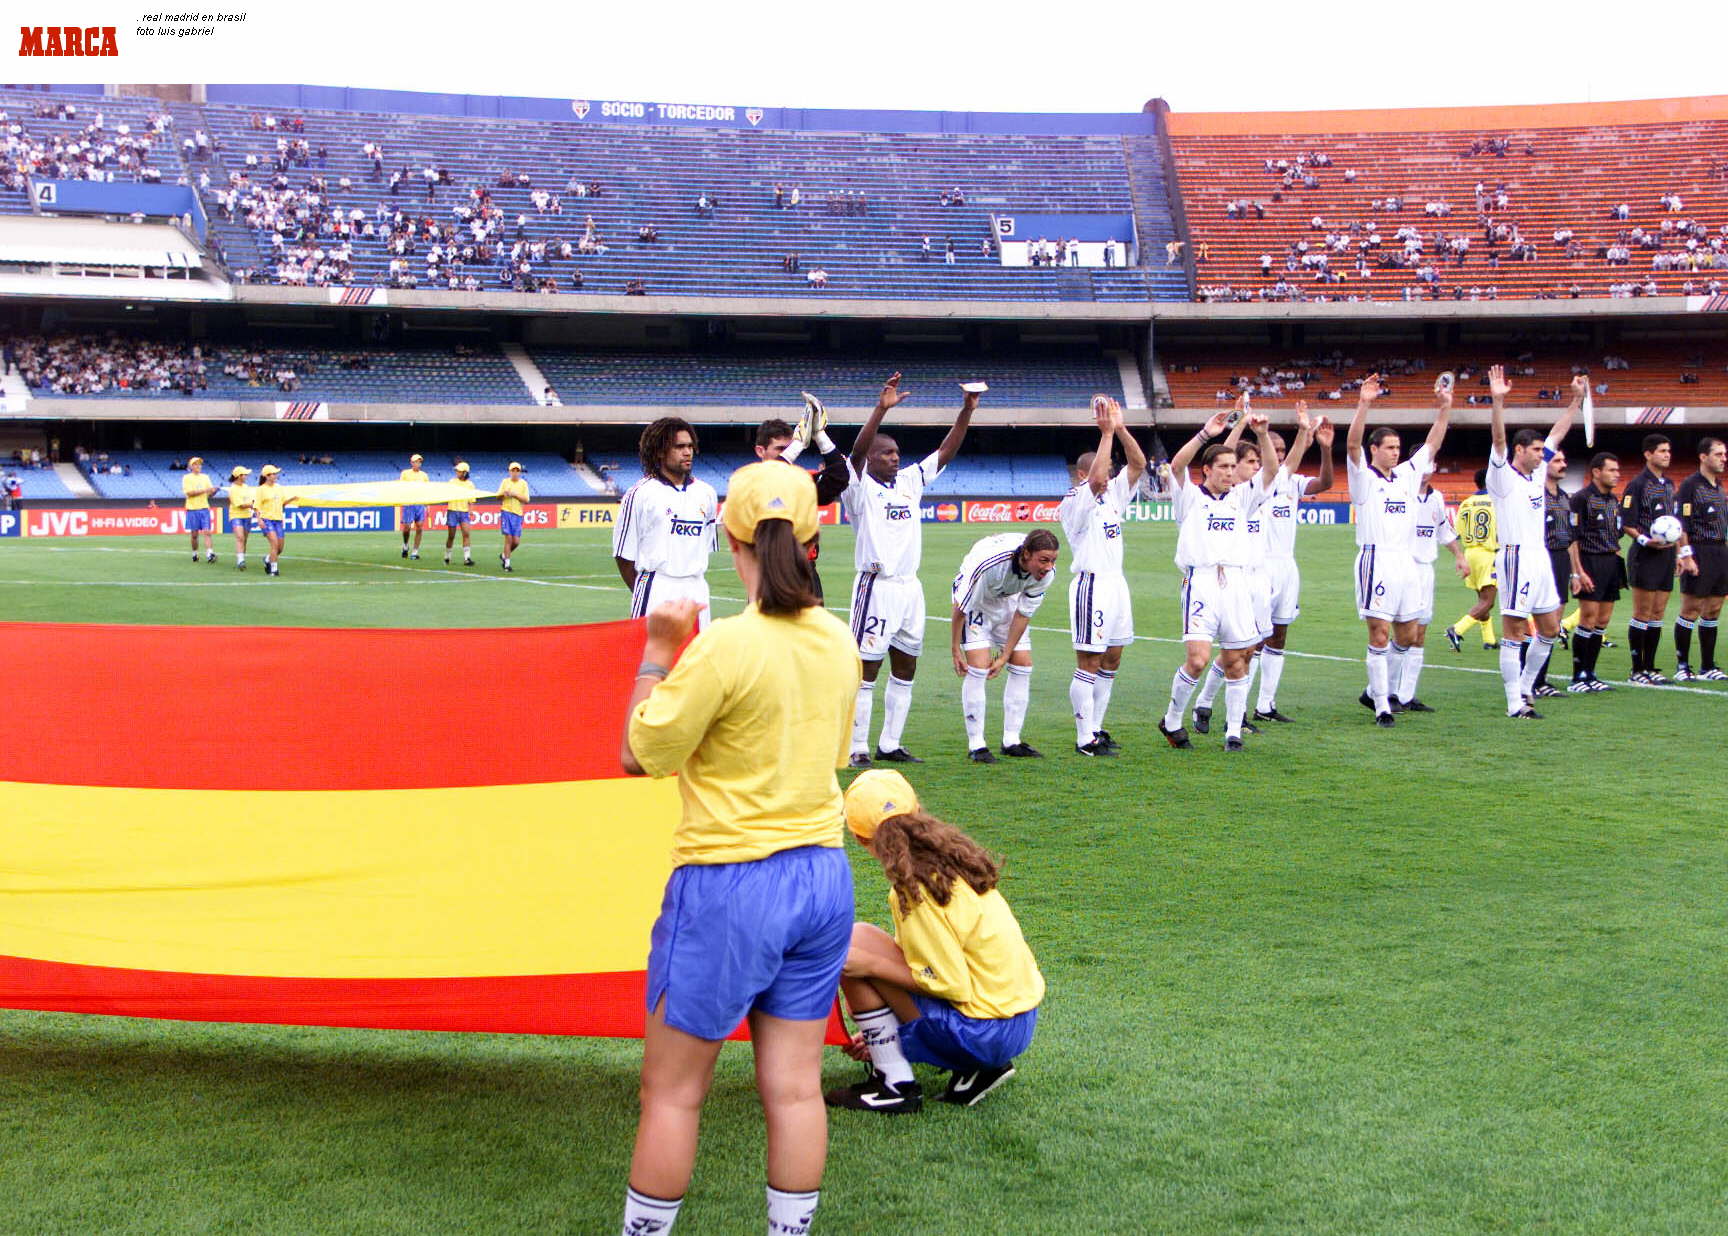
[1452,614,1479,639]
[1561,608,1581,632]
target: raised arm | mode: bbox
[1424,374,1454,462]
[1102,396,1146,487]
[1345,373,1383,467]
[1549,374,1585,448]
[933,387,981,471]
[1171,404,1235,479]
[1283,402,1316,479]
[850,371,909,473]
[1307,416,1336,494]
[1250,414,1278,491]
[1488,364,1510,455]
[1084,400,1115,495]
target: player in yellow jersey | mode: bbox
[442,460,476,566]
[618,461,861,1236]
[398,453,431,560]
[253,464,302,577]
[1446,469,1500,651]
[497,461,530,572]
[224,466,255,570]
[181,456,216,563]
[826,769,1044,1113]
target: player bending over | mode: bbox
[1446,470,1501,652]
[1674,436,1727,680]
[498,462,530,572]
[443,461,476,565]
[182,456,216,563]
[1566,452,1625,691]
[615,418,720,628]
[949,528,1060,762]
[825,769,1044,1114]
[399,453,430,560]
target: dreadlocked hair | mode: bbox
[640,417,697,478]
[872,808,1001,908]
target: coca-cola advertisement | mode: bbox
[963,499,1064,523]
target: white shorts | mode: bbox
[1498,543,1560,619]
[631,571,712,631]
[1248,565,1273,641]
[1409,562,1437,626]
[1182,565,1260,650]
[1265,556,1301,626]
[1069,571,1134,652]
[851,571,925,660]
[959,602,1033,654]
[1355,546,1424,622]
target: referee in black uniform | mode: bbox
[1533,448,1573,698]
[1568,452,1625,691]
[1620,433,1679,683]
[1674,436,1727,681]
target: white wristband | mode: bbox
[1678,545,1695,560]
[814,429,837,455]
[1637,534,1651,547]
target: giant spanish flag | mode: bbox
[0,621,845,1043]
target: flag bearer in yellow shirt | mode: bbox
[498,461,530,572]
[443,461,476,565]
[398,452,431,559]
[182,456,216,563]
[225,466,255,570]
[826,769,1045,1113]
[618,462,862,1236]
[253,465,301,577]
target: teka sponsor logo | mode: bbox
[19,26,118,55]
[668,515,707,537]
[884,504,914,522]
[1206,516,1236,533]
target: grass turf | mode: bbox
[2,524,1725,1234]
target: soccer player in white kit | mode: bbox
[949,528,1060,762]
[1159,407,1280,751]
[1190,405,1320,733]
[844,372,980,766]
[1060,396,1147,756]
[1400,466,1470,711]
[613,417,720,631]
[1487,365,1583,718]
[1346,373,1453,727]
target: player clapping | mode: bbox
[949,529,1060,762]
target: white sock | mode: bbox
[1194,660,1225,709]
[878,675,914,752]
[1397,645,1426,704]
[1091,668,1117,734]
[1256,645,1286,712]
[1069,670,1096,744]
[1366,644,1391,712]
[1164,668,1198,729]
[1499,639,1525,712]
[767,1186,821,1236]
[853,1005,914,1085]
[502,556,510,567]
[1002,664,1032,746]
[622,1186,683,1235]
[1388,643,1408,702]
[851,678,877,754]
[1519,633,1555,698]
[236,553,245,564]
[962,666,988,750]
[1224,673,1250,738]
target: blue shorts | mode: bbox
[402,505,428,525]
[500,511,524,538]
[647,845,853,1041]
[259,519,285,538]
[901,995,1038,1072]
[185,509,212,531]
[446,509,471,527]
[230,514,255,532]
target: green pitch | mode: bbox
[1,525,1724,1234]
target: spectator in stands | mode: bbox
[1165,240,1184,266]
[789,186,801,207]
[945,240,957,266]
[807,268,829,289]
[1103,238,1116,267]
[625,280,648,296]
[773,183,784,208]
[921,236,932,261]
[638,224,660,243]
[695,193,712,217]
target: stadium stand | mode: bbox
[77,450,585,500]
[0,464,74,499]
[1169,99,1728,302]
[0,89,182,215]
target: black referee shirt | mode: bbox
[1570,484,1622,554]
[1676,472,1726,543]
[1621,468,1676,536]
[1544,484,1572,550]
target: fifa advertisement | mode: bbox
[556,501,620,529]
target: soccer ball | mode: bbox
[1651,514,1683,543]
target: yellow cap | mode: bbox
[722,461,818,545]
[188,456,204,467]
[410,454,424,463]
[454,461,470,473]
[259,464,281,477]
[230,465,250,478]
[843,769,919,842]
[508,461,523,471]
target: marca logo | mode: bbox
[571,100,590,119]
[0,510,21,537]
[18,25,119,55]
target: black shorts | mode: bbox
[1575,551,1626,603]
[1627,543,1677,593]
[1549,549,1572,605]
[1680,543,1728,598]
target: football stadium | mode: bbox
[3,78,1727,1233]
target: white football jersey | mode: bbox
[1347,443,1432,550]
[842,452,942,577]
[1486,443,1551,551]
[1173,473,1269,570]
[1411,487,1458,564]
[951,532,1051,617]
[1059,468,1134,575]
[612,475,719,576]
[1263,469,1312,559]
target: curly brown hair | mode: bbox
[872,808,1001,908]
[639,417,697,479]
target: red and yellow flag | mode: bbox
[0,621,845,1043]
